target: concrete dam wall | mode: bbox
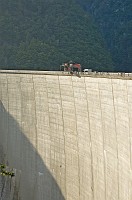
[0,71,132,200]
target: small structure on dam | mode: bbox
[60,61,81,74]
[0,70,132,200]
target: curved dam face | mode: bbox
[0,71,132,200]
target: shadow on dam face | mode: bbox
[0,101,65,200]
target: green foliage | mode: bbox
[0,0,114,71]
[0,163,15,177]
[78,0,132,72]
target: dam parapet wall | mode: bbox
[0,70,132,79]
[0,70,132,200]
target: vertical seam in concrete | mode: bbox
[45,76,51,156]
[58,76,67,199]
[84,77,94,200]
[32,75,38,200]
[6,73,9,162]
[98,80,106,200]
[45,76,52,200]
[126,81,132,170]
[32,75,38,151]
[71,76,81,199]
[20,75,23,171]
[111,79,119,200]
[0,177,6,199]
[16,74,22,176]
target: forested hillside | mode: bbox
[0,0,114,71]
[77,0,132,72]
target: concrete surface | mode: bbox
[0,71,132,200]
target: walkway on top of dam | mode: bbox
[0,70,132,80]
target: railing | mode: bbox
[0,70,132,78]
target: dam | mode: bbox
[0,70,132,200]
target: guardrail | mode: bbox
[0,70,132,79]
